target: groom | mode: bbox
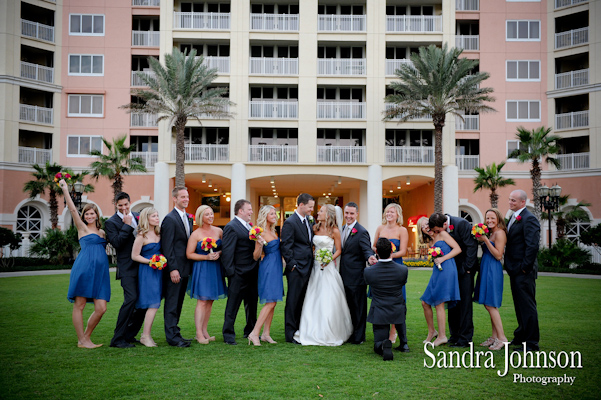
[280,193,315,343]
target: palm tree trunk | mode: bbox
[111,173,123,210]
[49,191,58,229]
[433,119,444,213]
[174,117,187,187]
[530,158,542,221]
[490,189,498,209]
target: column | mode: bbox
[154,162,170,221]
[443,165,459,216]
[366,164,382,239]
[230,163,247,217]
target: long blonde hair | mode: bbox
[382,203,404,226]
[195,205,212,228]
[313,204,337,236]
[417,216,431,245]
[138,207,160,238]
[256,205,277,235]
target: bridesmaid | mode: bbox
[372,203,409,346]
[473,208,508,351]
[60,179,109,349]
[186,205,226,345]
[131,207,162,347]
[419,215,461,347]
[248,205,284,346]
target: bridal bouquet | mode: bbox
[249,226,264,243]
[471,223,490,238]
[200,237,217,253]
[54,172,72,188]
[149,254,167,270]
[428,247,444,271]
[316,248,333,270]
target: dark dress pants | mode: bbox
[284,268,310,342]
[510,271,539,349]
[373,323,404,356]
[344,284,367,343]
[448,271,474,345]
[163,275,189,345]
[222,268,258,342]
[110,276,146,346]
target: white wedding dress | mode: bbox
[293,235,353,346]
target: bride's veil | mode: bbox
[333,205,343,270]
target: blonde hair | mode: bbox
[80,203,101,229]
[417,216,431,245]
[138,207,160,238]
[382,203,404,226]
[195,205,212,228]
[313,204,337,236]
[256,205,277,235]
[485,208,507,234]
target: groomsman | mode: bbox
[161,187,193,347]
[106,192,144,349]
[429,212,478,348]
[221,199,259,345]
[340,202,376,344]
[364,238,408,361]
[280,193,315,343]
[505,189,540,351]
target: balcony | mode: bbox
[384,103,432,121]
[557,152,589,170]
[249,57,298,75]
[455,35,479,51]
[130,151,158,169]
[132,31,160,47]
[18,147,52,164]
[20,61,54,84]
[19,104,53,125]
[385,146,434,164]
[455,115,479,131]
[196,56,230,74]
[131,113,158,127]
[555,110,589,130]
[456,0,479,11]
[317,146,366,163]
[173,144,229,162]
[318,59,366,76]
[455,155,479,170]
[133,0,160,5]
[249,101,298,119]
[173,12,231,30]
[385,59,412,76]
[555,0,588,9]
[248,145,298,162]
[317,101,366,119]
[250,13,299,31]
[555,69,589,89]
[318,15,366,32]
[386,16,443,33]
[555,27,588,49]
[21,19,54,43]
[131,70,156,86]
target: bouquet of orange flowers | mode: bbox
[54,172,72,188]
[471,223,490,238]
[200,237,217,253]
[390,241,397,253]
[428,247,444,271]
[249,226,264,243]
[149,254,167,270]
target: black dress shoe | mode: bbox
[110,341,135,349]
[449,343,469,348]
[291,339,301,345]
[382,340,393,361]
[395,344,410,352]
[181,337,193,343]
[171,341,190,348]
[351,341,365,345]
[224,340,238,346]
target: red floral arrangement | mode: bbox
[516,215,522,222]
[54,172,72,188]
[351,228,358,236]
[448,224,455,232]
[149,254,167,270]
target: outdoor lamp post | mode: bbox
[538,184,562,248]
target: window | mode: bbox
[184,127,229,145]
[506,100,540,121]
[68,95,104,117]
[69,14,104,35]
[460,210,474,224]
[69,55,104,75]
[506,20,540,41]
[250,128,298,145]
[506,60,540,81]
[16,205,43,240]
[507,140,530,159]
[565,220,590,244]
[67,136,103,156]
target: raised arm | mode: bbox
[59,179,87,235]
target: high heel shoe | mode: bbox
[195,336,209,345]
[140,335,157,347]
[480,337,495,347]
[433,336,448,347]
[260,335,277,344]
[423,330,438,344]
[247,333,261,346]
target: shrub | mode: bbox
[538,239,591,270]
[0,227,23,269]
[29,226,80,265]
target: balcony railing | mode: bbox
[318,15,366,32]
[386,15,443,33]
[130,151,158,169]
[132,31,160,47]
[456,0,479,11]
[248,145,298,162]
[20,61,54,84]
[173,144,229,162]
[318,58,366,76]
[555,27,588,49]
[19,104,53,125]
[317,101,366,119]
[455,115,479,131]
[196,56,230,74]
[455,35,479,51]
[384,103,432,121]
[249,100,298,119]
[555,110,589,130]
[250,13,299,31]
[317,146,366,163]
[555,0,588,9]
[131,70,156,86]
[18,147,52,164]
[249,57,298,75]
[174,12,231,30]
[455,155,479,170]
[555,69,589,89]
[385,59,413,76]
[21,19,54,42]
[130,113,158,127]
[557,152,589,170]
[385,146,434,164]
[132,0,160,5]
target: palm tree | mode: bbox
[509,126,561,221]
[384,44,495,212]
[23,162,64,229]
[473,162,515,208]
[121,48,234,187]
[89,135,147,204]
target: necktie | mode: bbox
[342,225,350,246]
[507,214,516,230]
[304,218,311,239]
[182,213,190,237]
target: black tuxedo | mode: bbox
[364,259,408,356]
[105,212,145,346]
[221,218,259,343]
[280,212,314,342]
[446,215,479,346]
[505,208,540,350]
[340,222,373,343]
[161,208,193,345]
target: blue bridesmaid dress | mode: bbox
[473,242,503,308]
[420,240,460,307]
[390,238,407,301]
[67,233,110,303]
[258,239,284,304]
[136,242,163,309]
[187,239,227,300]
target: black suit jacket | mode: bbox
[340,222,373,286]
[160,209,193,278]
[280,213,314,276]
[447,215,479,274]
[364,260,408,325]
[505,208,540,277]
[104,212,139,279]
[221,218,258,277]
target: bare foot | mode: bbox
[78,341,102,349]
[433,336,448,347]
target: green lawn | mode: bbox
[0,271,600,399]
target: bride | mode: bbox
[294,204,353,346]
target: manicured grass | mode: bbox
[1,271,600,399]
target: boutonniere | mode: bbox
[307,215,314,223]
[135,215,140,221]
[249,222,253,227]
[351,228,358,236]
[516,215,522,222]
[187,213,194,223]
[448,225,454,232]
